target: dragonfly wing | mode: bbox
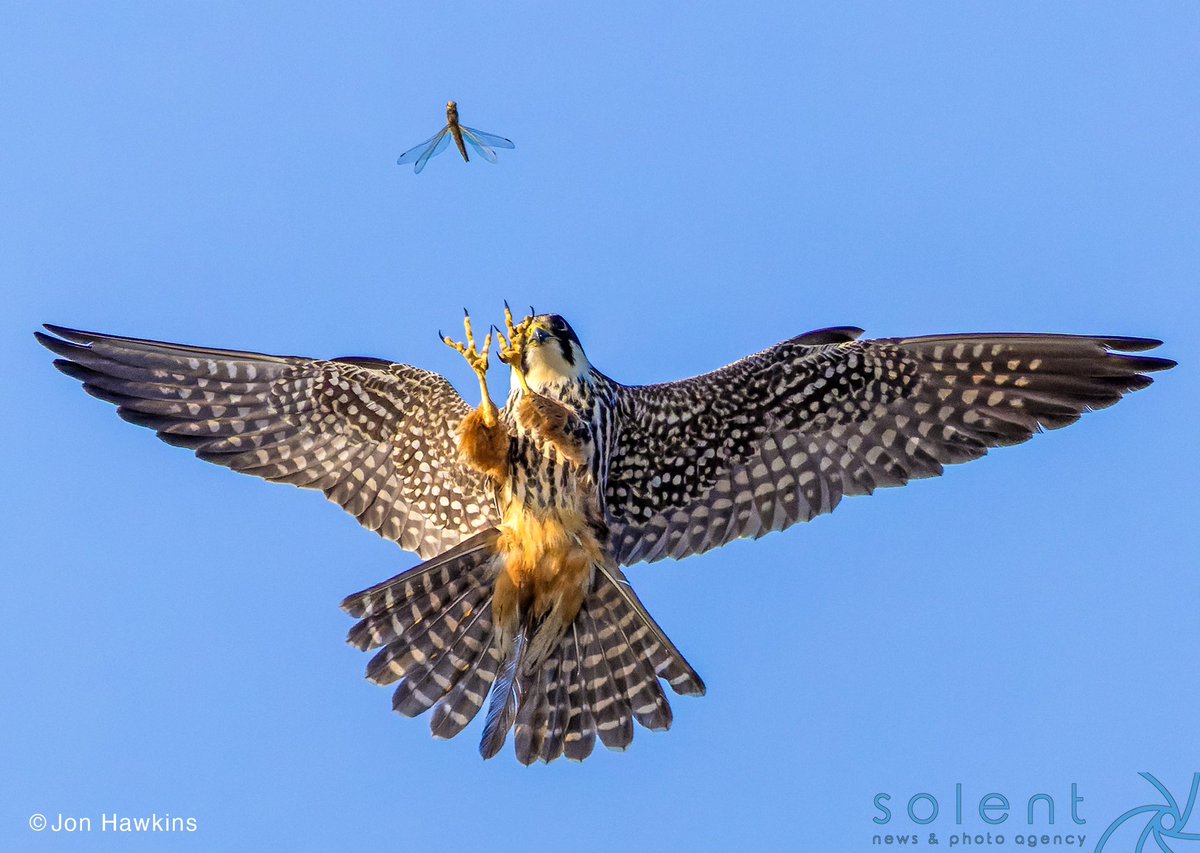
[413,127,452,174]
[462,126,515,149]
[396,128,443,165]
[460,128,498,163]
[396,126,449,170]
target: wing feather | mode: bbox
[37,325,498,558]
[601,327,1173,564]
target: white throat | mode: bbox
[513,341,589,395]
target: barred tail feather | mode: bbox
[580,605,634,750]
[539,640,573,762]
[484,567,704,761]
[341,529,503,737]
[595,565,706,698]
[608,617,672,732]
[342,531,499,633]
[562,624,597,762]
[389,604,492,717]
[428,639,503,740]
[361,579,489,686]
[342,540,704,763]
[471,565,704,761]
[513,653,555,764]
[480,628,523,760]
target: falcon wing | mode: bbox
[602,327,1173,565]
[37,325,498,558]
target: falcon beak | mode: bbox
[529,326,551,345]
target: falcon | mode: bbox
[36,310,1173,763]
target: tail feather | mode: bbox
[342,531,498,646]
[595,564,706,697]
[428,636,503,740]
[608,617,672,731]
[390,604,492,717]
[491,566,704,758]
[343,538,704,762]
[342,530,503,736]
[580,605,634,750]
[538,649,571,763]
[513,655,554,765]
[479,628,523,759]
[363,578,490,686]
[588,577,672,731]
[561,623,597,762]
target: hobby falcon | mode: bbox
[36,309,1173,763]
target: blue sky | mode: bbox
[2,2,1196,851]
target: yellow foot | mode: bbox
[442,310,497,427]
[496,301,534,393]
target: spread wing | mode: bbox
[602,327,1174,565]
[460,126,515,163]
[37,325,498,558]
[396,126,452,174]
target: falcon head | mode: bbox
[513,313,590,392]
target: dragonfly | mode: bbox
[396,101,515,174]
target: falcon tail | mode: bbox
[342,530,506,739]
[342,537,705,763]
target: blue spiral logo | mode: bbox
[1096,773,1200,852]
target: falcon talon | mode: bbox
[496,310,532,393]
[499,323,532,395]
[441,311,497,424]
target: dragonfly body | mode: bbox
[446,101,470,163]
[397,100,515,174]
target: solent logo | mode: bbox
[871,782,1088,848]
[868,774,1199,851]
[1096,773,1200,853]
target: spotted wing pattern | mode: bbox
[37,325,498,558]
[602,328,1174,565]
